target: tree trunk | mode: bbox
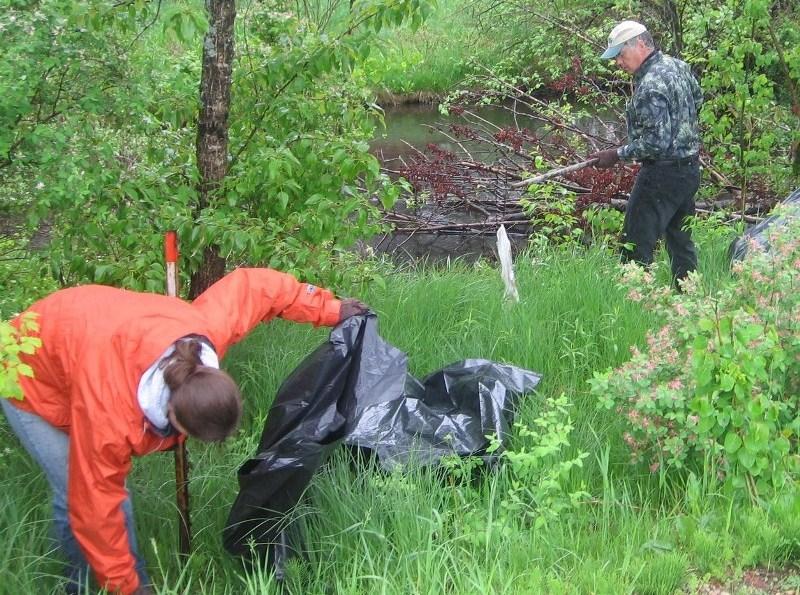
[663,0,683,56]
[190,0,236,299]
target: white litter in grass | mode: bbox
[496,225,519,303]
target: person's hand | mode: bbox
[589,148,620,169]
[339,298,369,321]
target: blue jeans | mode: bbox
[1,399,151,593]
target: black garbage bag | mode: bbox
[345,358,542,468]
[222,314,366,566]
[223,314,540,571]
[729,188,800,262]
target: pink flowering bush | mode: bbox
[589,214,800,497]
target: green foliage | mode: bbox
[491,393,590,529]
[522,186,626,252]
[591,213,800,498]
[584,205,625,246]
[441,393,588,536]
[358,0,497,94]
[689,0,798,197]
[0,0,132,165]
[633,552,689,595]
[458,0,614,88]
[522,184,585,249]
[0,313,40,400]
[0,0,432,297]
[0,233,57,318]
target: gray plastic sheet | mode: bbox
[729,188,800,261]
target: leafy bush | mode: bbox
[1,314,40,400]
[590,213,800,498]
[491,393,589,529]
[0,0,427,295]
[690,0,799,199]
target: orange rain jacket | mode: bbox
[9,268,342,594]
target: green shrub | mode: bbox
[491,392,590,529]
[1,314,40,400]
[590,213,800,498]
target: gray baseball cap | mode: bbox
[601,20,647,59]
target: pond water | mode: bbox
[368,101,611,263]
[371,101,612,164]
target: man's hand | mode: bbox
[339,298,369,321]
[589,148,620,169]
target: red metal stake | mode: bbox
[165,231,191,556]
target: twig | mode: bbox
[422,124,474,161]
[511,158,598,188]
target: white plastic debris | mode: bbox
[496,225,519,303]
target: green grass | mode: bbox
[362,0,511,95]
[2,229,800,594]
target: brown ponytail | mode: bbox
[163,340,242,442]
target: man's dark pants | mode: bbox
[622,160,700,282]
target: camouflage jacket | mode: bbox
[619,51,703,161]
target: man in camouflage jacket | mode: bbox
[590,20,703,285]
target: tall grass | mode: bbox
[361,0,509,95]
[2,229,799,594]
[274,0,500,95]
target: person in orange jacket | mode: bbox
[0,268,368,595]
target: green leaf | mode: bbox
[746,399,763,418]
[724,432,742,454]
[744,422,770,453]
[719,373,735,392]
[698,415,716,433]
[692,397,713,417]
[17,363,34,378]
[698,318,716,332]
[775,436,791,455]
[738,450,756,470]
[277,192,289,214]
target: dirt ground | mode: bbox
[691,567,800,594]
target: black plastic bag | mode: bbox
[222,315,365,565]
[344,358,542,467]
[223,314,540,570]
[729,188,800,262]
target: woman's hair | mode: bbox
[162,339,242,442]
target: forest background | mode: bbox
[0,0,798,313]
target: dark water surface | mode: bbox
[368,102,609,263]
[371,101,611,164]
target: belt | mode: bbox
[640,155,699,166]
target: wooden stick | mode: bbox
[165,231,192,557]
[510,158,598,188]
